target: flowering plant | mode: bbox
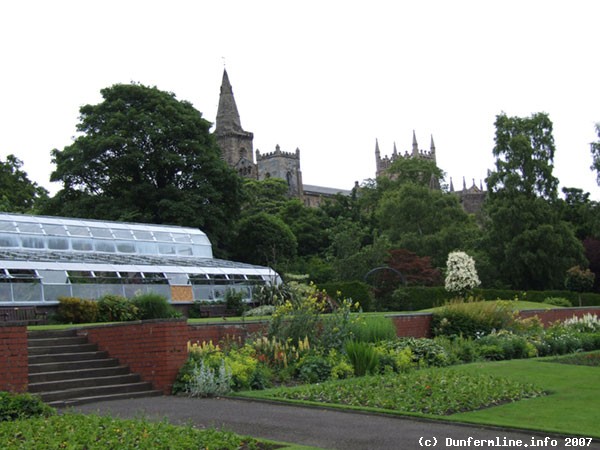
[444,251,481,297]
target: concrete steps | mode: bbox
[28,329,162,407]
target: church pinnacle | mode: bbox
[215,69,243,133]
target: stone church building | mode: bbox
[214,70,350,207]
[213,69,485,213]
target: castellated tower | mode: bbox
[256,145,304,198]
[214,69,257,178]
[375,131,437,177]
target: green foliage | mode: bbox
[388,286,451,311]
[225,289,246,316]
[45,83,242,249]
[270,369,545,416]
[232,212,297,266]
[0,413,268,449]
[350,317,397,343]
[0,154,48,213]
[0,392,55,422]
[543,297,572,307]
[444,251,481,298]
[344,340,380,376]
[431,299,516,338]
[97,295,138,322]
[390,337,452,367]
[296,354,332,383]
[184,359,232,397]
[131,293,179,320]
[318,281,374,311]
[385,156,445,188]
[56,296,99,324]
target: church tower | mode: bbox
[214,70,257,178]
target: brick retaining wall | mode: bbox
[1,307,599,395]
[0,322,28,392]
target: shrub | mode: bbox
[225,289,246,316]
[444,251,481,298]
[318,281,374,312]
[183,360,232,397]
[0,392,55,421]
[350,316,397,343]
[131,293,179,320]
[393,337,452,367]
[543,297,572,307]
[431,299,516,338]
[243,305,276,317]
[345,340,380,376]
[56,296,99,324]
[296,354,332,383]
[97,295,138,322]
[389,286,450,311]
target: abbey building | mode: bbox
[213,69,485,213]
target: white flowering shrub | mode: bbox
[444,251,481,297]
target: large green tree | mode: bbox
[45,83,242,250]
[0,154,48,213]
[484,112,584,289]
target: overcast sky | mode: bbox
[1,0,599,200]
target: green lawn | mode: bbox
[238,353,600,438]
[447,356,600,437]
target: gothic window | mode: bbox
[239,147,247,159]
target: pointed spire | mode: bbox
[463,176,467,190]
[393,142,398,156]
[412,130,419,157]
[450,177,455,192]
[375,139,381,156]
[215,69,243,133]
[430,135,436,153]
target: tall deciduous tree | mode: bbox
[487,112,558,200]
[0,154,48,213]
[45,83,242,250]
[484,112,585,290]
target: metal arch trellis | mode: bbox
[363,266,406,287]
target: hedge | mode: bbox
[388,287,600,311]
[318,281,374,311]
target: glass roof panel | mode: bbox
[17,222,43,234]
[0,221,17,232]
[67,225,91,237]
[42,224,68,236]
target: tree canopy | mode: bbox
[0,154,48,213]
[45,83,242,249]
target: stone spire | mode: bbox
[215,69,243,133]
[449,177,455,192]
[412,130,419,157]
[393,142,398,156]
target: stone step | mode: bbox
[39,381,156,403]
[28,358,119,374]
[28,329,79,339]
[28,350,109,365]
[48,389,163,408]
[28,343,98,355]
[29,365,130,384]
[28,336,89,347]
[29,373,142,394]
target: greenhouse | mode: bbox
[0,213,279,305]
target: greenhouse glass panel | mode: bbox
[43,224,68,236]
[166,273,188,285]
[112,229,133,239]
[0,221,17,232]
[47,237,69,250]
[119,272,144,284]
[21,236,45,249]
[72,239,93,251]
[173,233,192,243]
[192,285,214,301]
[18,223,43,234]
[95,241,116,253]
[116,242,136,253]
[137,242,158,254]
[153,232,173,242]
[92,271,121,284]
[176,245,193,256]
[158,244,177,255]
[133,230,153,241]
[0,235,19,248]
[13,283,42,302]
[38,270,68,284]
[89,227,113,238]
[67,226,90,236]
[43,284,72,302]
[0,284,12,302]
[72,284,99,299]
[67,271,94,284]
[142,272,168,284]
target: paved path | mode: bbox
[71,396,599,450]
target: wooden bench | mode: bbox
[0,306,48,325]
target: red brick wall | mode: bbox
[518,307,600,326]
[0,324,28,392]
[187,321,268,345]
[77,319,189,394]
[388,313,433,338]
